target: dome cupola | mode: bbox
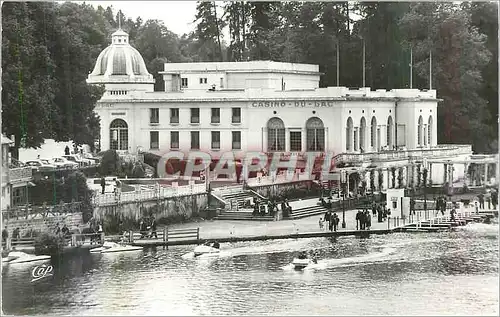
[87,28,154,90]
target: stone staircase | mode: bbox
[215,210,275,221]
[220,190,264,210]
[285,205,329,220]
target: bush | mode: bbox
[131,164,145,178]
[100,150,120,176]
[29,171,94,223]
[34,233,67,256]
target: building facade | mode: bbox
[1,135,33,212]
[88,28,479,186]
[88,29,438,159]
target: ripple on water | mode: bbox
[2,223,499,315]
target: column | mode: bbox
[387,167,391,189]
[464,163,469,186]
[443,163,448,185]
[301,128,307,154]
[346,172,350,195]
[429,163,432,186]
[285,129,290,152]
[484,163,489,185]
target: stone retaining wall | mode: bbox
[3,213,83,236]
[93,193,208,229]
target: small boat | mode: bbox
[2,251,51,265]
[193,241,221,257]
[292,253,317,270]
[90,241,143,253]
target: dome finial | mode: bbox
[118,10,122,29]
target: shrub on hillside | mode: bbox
[34,233,67,256]
[100,149,120,176]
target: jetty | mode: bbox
[107,206,498,248]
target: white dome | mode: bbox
[87,29,154,85]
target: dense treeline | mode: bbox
[1,1,498,156]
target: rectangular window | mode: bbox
[354,128,358,151]
[191,108,200,124]
[397,124,406,146]
[232,107,241,123]
[191,131,200,149]
[150,131,159,149]
[290,131,302,152]
[211,108,220,123]
[220,78,224,88]
[170,131,179,149]
[199,78,207,84]
[170,108,179,124]
[150,108,159,124]
[181,78,188,88]
[211,131,220,150]
[232,131,241,150]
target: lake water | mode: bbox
[2,222,498,316]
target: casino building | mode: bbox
[88,28,488,186]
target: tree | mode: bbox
[369,170,376,194]
[391,167,396,188]
[399,3,492,151]
[397,167,404,188]
[378,169,384,193]
[2,2,106,158]
[193,1,225,61]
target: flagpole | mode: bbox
[429,50,432,90]
[362,38,366,87]
[336,40,340,86]
[410,46,413,89]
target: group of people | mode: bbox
[434,196,448,216]
[355,209,373,230]
[54,222,71,237]
[100,177,122,196]
[251,197,293,218]
[320,211,340,232]
[138,216,157,239]
[477,190,498,210]
[371,203,390,223]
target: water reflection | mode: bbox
[2,222,498,316]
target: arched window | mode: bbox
[110,119,128,151]
[267,117,285,152]
[370,116,377,148]
[346,117,353,151]
[360,117,366,151]
[428,116,433,146]
[418,116,423,146]
[306,117,325,152]
[387,116,393,148]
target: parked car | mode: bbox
[62,155,91,167]
[24,160,56,172]
[52,157,79,169]
[82,153,100,165]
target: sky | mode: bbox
[74,1,217,36]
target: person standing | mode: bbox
[355,210,362,230]
[478,193,485,209]
[365,210,372,230]
[100,177,106,194]
[150,217,157,239]
[324,210,331,230]
[491,190,498,210]
[333,212,340,232]
[328,211,334,232]
[64,146,70,155]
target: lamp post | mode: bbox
[341,170,346,228]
